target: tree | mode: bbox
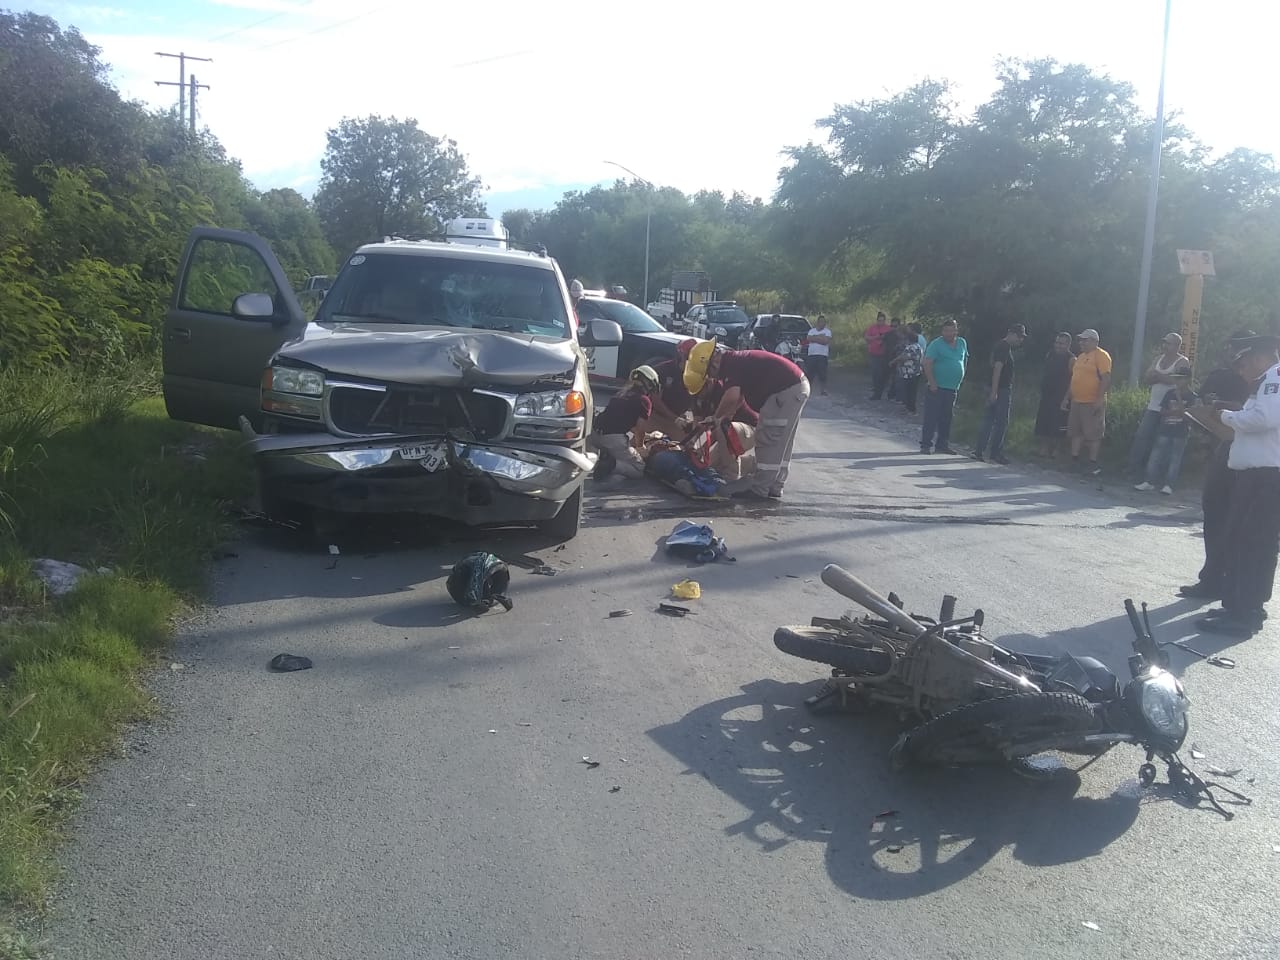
[313,115,485,257]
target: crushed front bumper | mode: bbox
[239,417,595,524]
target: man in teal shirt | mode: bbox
[921,319,969,454]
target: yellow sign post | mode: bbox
[1176,249,1215,372]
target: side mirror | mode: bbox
[580,318,623,347]
[232,292,277,322]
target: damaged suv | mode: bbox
[162,226,623,540]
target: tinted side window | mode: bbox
[179,238,280,315]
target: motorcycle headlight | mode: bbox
[514,390,585,418]
[266,366,324,396]
[1138,669,1189,744]
[714,326,729,336]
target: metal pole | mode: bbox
[1130,0,1173,385]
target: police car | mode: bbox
[574,295,689,391]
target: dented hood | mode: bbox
[276,323,579,387]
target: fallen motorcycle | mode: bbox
[774,564,1249,817]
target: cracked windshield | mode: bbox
[319,253,571,337]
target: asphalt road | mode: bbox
[49,394,1278,960]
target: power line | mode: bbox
[155,51,212,128]
[206,1,319,45]
[250,2,400,52]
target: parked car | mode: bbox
[741,313,811,364]
[573,296,689,390]
[681,301,751,345]
[161,224,623,541]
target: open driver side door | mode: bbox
[163,227,309,431]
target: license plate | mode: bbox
[399,442,447,472]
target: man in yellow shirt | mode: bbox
[1061,328,1113,475]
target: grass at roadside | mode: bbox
[0,365,249,934]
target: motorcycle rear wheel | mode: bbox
[773,625,893,675]
[896,692,1101,768]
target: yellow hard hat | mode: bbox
[683,339,718,395]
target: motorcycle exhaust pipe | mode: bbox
[821,564,925,637]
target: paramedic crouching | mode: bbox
[682,341,809,501]
[587,366,661,480]
[1196,333,1280,637]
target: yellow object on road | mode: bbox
[672,579,701,600]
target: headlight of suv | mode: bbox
[714,326,729,337]
[514,390,585,418]
[1137,669,1189,745]
[261,365,324,419]
[511,389,587,442]
[265,366,324,396]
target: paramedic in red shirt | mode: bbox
[683,341,809,501]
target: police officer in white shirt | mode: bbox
[1196,332,1280,636]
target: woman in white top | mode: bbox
[1127,332,1191,477]
[805,314,833,396]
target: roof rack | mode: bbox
[374,232,548,258]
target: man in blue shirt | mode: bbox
[921,319,969,454]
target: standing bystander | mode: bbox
[1062,328,1112,476]
[920,319,968,454]
[973,324,1027,464]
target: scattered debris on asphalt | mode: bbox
[236,508,301,531]
[886,844,904,854]
[517,722,533,727]
[169,663,184,672]
[874,809,899,820]
[1082,922,1101,932]
[554,544,567,552]
[1207,766,1243,778]
[665,520,735,563]
[488,729,497,734]
[269,654,313,672]
[609,786,622,793]
[657,603,691,617]
[672,579,701,600]
[580,757,601,769]
[608,609,633,619]
[506,553,557,576]
[1191,749,1206,760]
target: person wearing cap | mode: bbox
[1178,333,1255,601]
[683,340,809,501]
[805,314,833,396]
[972,324,1027,464]
[588,365,662,481]
[1126,332,1192,480]
[1061,328,1112,475]
[1192,333,1280,636]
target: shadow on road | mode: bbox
[648,678,1143,901]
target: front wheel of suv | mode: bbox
[537,486,582,542]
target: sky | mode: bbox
[37,0,1280,217]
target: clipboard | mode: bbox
[1185,406,1235,444]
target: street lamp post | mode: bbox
[1129,0,1174,386]
[603,159,652,308]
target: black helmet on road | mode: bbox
[447,552,513,613]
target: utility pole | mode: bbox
[1129,0,1173,386]
[154,51,212,127]
[188,74,209,132]
[603,159,654,308]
